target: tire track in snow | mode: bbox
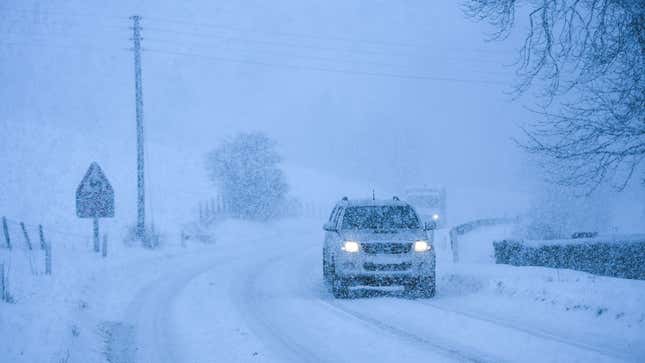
[294,246,500,363]
[417,300,632,362]
[250,247,498,363]
[122,252,241,363]
[233,253,335,363]
[319,300,500,363]
[117,228,306,363]
[292,247,627,363]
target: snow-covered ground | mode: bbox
[1,218,644,363]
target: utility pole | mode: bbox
[130,15,146,242]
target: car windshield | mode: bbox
[341,206,420,230]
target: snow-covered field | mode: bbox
[1,218,644,363]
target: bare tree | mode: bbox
[465,0,644,191]
[206,132,289,221]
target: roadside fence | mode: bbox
[197,197,328,227]
[0,216,105,304]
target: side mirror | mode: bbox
[424,221,437,231]
[323,223,337,232]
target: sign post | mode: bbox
[76,162,114,253]
[93,218,100,252]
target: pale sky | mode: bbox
[2,1,640,231]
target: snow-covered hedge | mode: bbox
[493,235,645,280]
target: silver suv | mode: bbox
[323,197,436,298]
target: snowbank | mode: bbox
[438,262,645,358]
[0,219,210,363]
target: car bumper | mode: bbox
[334,252,435,286]
[341,274,434,287]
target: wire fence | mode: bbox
[0,216,95,304]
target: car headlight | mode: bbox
[414,240,431,252]
[341,241,360,253]
[432,213,440,221]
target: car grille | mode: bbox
[361,243,412,254]
[363,262,412,272]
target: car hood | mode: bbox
[340,229,427,243]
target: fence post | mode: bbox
[102,234,108,258]
[1,262,5,302]
[450,229,459,263]
[38,225,46,250]
[45,241,52,275]
[20,222,32,250]
[2,217,10,249]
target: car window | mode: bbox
[341,206,420,230]
[331,207,344,226]
[328,206,339,222]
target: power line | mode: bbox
[145,48,506,85]
[145,15,432,49]
[0,38,123,53]
[144,15,512,57]
[0,35,508,79]
[0,5,514,63]
[0,10,510,83]
[143,26,421,59]
[0,23,494,65]
[142,25,509,68]
[1,8,512,70]
[0,21,129,34]
[0,26,510,77]
[0,39,511,84]
[143,25,509,62]
[0,28,130,43]
[0,6,130,22]
[0,6,510,57]
[143,35,510,71]
[144,36,415,69]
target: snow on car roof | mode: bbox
[337,198,411,207]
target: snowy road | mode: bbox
[112,220,640,363]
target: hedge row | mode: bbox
[493,238,645,280]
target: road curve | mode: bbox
[119,223,631,363]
